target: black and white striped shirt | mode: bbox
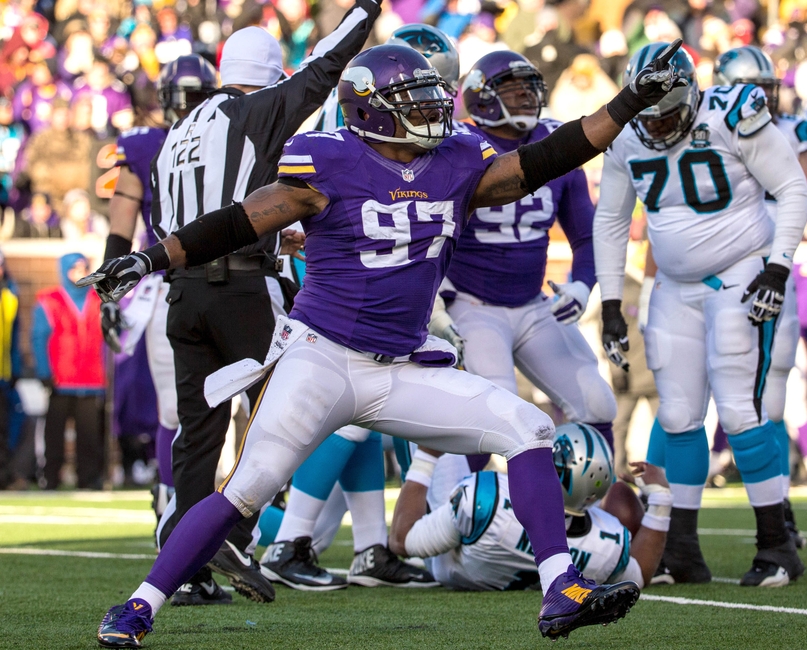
[150,0,380,246]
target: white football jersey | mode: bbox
[766,114,807,216]
[604,84,775,283]
[423,471,634,591]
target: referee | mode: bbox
[152,1,380,603]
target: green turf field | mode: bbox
[1,489,806,650]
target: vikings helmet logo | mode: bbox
[553,434,577,495]
[342,66,374,96]
[463,69,486,93]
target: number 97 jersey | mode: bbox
[605,84,775,283]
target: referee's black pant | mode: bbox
[161,271,276,552]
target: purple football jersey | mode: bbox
[280,129,497,357]
[447,120,595,308]
[115,126,167,247]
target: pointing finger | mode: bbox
[653,38,683,68]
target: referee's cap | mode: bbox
[220,26,284,88]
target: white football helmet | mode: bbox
[553,422,614,516]
[713,46,780,114]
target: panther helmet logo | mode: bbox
[553,434,577,495]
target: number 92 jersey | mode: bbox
[278,129,497,358]
[604,84,777,283]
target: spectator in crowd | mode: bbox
[457,11,507,75]
[0,95,24,214]
[60,188,108,240]
[0,250,22,489]
[549,52,619,121]
[57,27,95,84]
[154,7,193,64]
[32,253,105,490]
[12,58,72,134]
[274,0,319,70]
[13,192,61,238]
[72,56,133,136]
[17,96,92,215]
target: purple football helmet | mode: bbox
[157,55,217,123]
[462,51,547,131]
[338,44,454,150]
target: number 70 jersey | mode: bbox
[604,84,774,283]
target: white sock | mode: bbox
[538,552,574,594]
[343,489,388,552]
[669,483,705,510]
[782,474,791,501]
[274,486,325,542]
[130,582,167,616]
[744,476,783,507]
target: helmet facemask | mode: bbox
[471,68,547,131]
[361,68,454,149]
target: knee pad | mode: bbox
[224,440,300,515]
[762,372,787,423]
[340,432,384,493]
[657,400,696,434]
[729,421,781,484]
[715,401,754,435]
[646,418,667,468]
[666,427,709,486]
[576,372,617,423]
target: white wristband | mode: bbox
[641,512,671,532]
[406,450,439,488]
[646,487,673,519]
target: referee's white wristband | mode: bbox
[641,512,671,532]
[406,450,439,488]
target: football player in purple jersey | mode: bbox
[437,50,617,453]
[86,41,686,646]
[103,55,230,605]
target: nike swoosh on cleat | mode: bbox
[224,541,253,567]
[291,573,336,585]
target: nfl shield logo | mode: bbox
[306,333,318,344]
[402,169,415,182]
[280,325,292,340]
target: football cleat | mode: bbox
[171,567,232,606]
[97,599,153,648]
[538,565,639,639]
[662,532,711,583]
[740,539,805,587]
[260,536,348,591]
[650,560,676,585]
[348,544,440,588]
[784,499,806,549]
[209,540,276,603]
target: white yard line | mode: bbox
[0,548,155,560]
[640,594,807,616]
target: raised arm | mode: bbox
[470,40,686,211]
[78,181,326,301]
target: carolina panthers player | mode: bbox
[713,45,806,550]
[389,424,670,591]
[261,23,462,592]
[104,55,230,606]
[594,42,807,588]
[439,50,618,450]
[87,41,685,645]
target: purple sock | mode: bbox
[712,423,729,453]
[589,421,614,452]
[156,425,176,487]
[507,447,569,565]
[145,492,243,596]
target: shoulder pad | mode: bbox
[717,84,770,134]
[277,131,347,179]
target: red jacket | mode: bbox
[36,287,105,389]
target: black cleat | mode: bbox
[209,540,276,603]
[171,568,232,606]
[97,599,153,648]
[538,565,639,639]
[650,560,675,585]
[740,539,805,587]
[260,536,347,591]
[348,544,439,587]
[784,499,806,549]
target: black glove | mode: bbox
[606,39,689,128]
[741,262,789,325]
[101,301,126,353]
[602,299,630,372]
[77,244,169,303]
[40,377,54,391]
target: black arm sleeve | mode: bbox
[104,234,133,261]
[517,119,602,195]
[173,202,259,268]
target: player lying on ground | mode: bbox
[389,424,669,591]
[82,40,685,647]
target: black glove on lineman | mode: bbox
[741,262,789,325]
[606,39,689,128]
[602,299,630,372]
[101,302,125,353]
[77,244,170,303]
